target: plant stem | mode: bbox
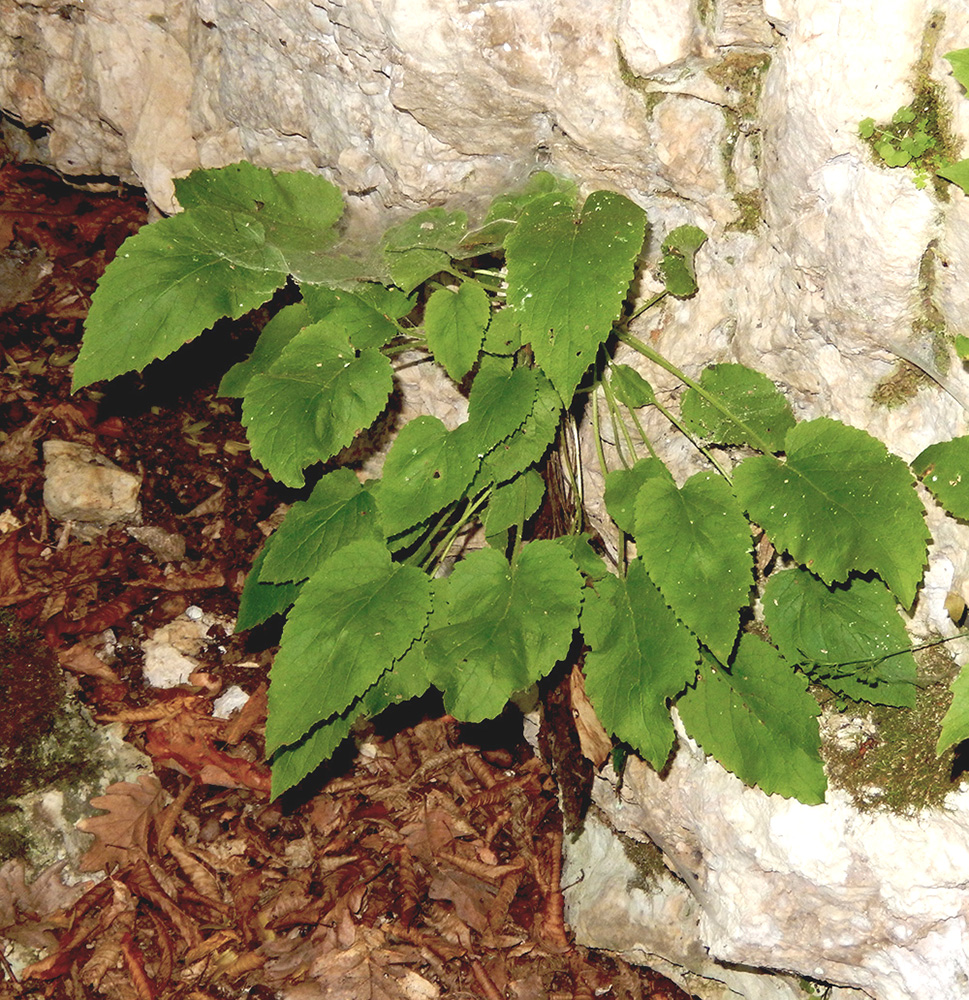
[600,377,636,468]
[617,330,775,456]
[625,402,659,459]
[589,389,610,483]
[651,397,734,483]
[627,289,668,323]
[423,488,492,573]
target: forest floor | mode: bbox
[0,159,694,1000]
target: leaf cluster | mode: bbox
[75,162,969,807]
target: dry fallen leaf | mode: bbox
[77,773,166,872]
[0,859,90,950]
[569,665,612,768]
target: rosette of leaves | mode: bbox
[76,162,955,807]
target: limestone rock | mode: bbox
[575,726,969,1000]
[42,440,141,525]
[141,609,232,688]
[563,811,868,1000]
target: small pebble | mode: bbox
[185,605,203,621]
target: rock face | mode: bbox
[7,1,969,998]
[566,729,969,1000]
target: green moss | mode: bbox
[0,610,94,800]
[796,978,833,999]
[706,52,771,121]
[822,640,964,814]
[616,826,670,892]
[871,359,932,408]
[725,189,763,233]
[695,0,717,29]
[873,242,950,408]
[706,54,770,232]
[615,43,666,119]
[858,13,962,198]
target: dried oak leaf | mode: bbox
[308,924,440,1000]
[427,870,495,934]
[0,859,90,950]
[77,774,165,872]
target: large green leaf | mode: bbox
[424,280,490,381]
[937,159,969,195]
[298,287,400,350]
[582,558,699,768]
[374,416,479,536]
[604,458,672,536]
[483,469,546,541]
[484,172,578,225]
[677,636,825,803]
[265,539,431,754]
[175,161,341,222]
[270,624,434,798]
[734,418,929,606]
[945,48,969,91]
[634,471,752,661]
[260,469,383,584]
[74,207,288,387]
[912,435,969,520]
[270,710,358,799]
[937,664,969,754]
[763,569,916,707]
[360,640,433,719]
[236,542,302,632]
[381,208,468,293]
[219,302,310,397]
[173,162,345,282]
[482,307,522,355]
[681,363,794,453]
[241,321,393,487]
[553,533,609,581]
[505,190,646,400]
[609,364,656,408]
[479,370,562,484]
[466,357,538,453]
[424,542,583,722]
[74,163,360,388]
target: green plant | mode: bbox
[74,163,969,805]
[860,48,968,191]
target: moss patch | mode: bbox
[615,43,667,120]
[872,242,950,408]
[706,52,771,121]
[707,53,770,232]
[858,13,962,198]
[871,359,933,409]
[616,825,671,892]
[725,189,763,233]
[0,610,93,799]
[822,639,965,814]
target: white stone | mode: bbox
[42,440,141,525]
[212,685,249,720]
[141,611,231,687]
